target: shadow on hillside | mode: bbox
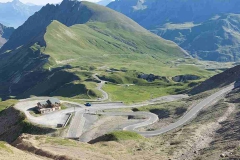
[49,83,88,97]
[0,107,56,143]
[0,64,85,100]
[27,107,40,115]
[189,65,240,95]
[149,109,170,119]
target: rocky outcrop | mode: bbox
[0,23,14,47]
[138,73,168,82]
[172,75,200,82]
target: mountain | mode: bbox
[0,0,42,28]
[97,0,114,6]
[25,2,38,6]
[108,0,240,29]
[0,0,195,100]
[108,0,240,62]
[155,14,240,62]
[0,23,14,48]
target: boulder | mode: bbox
[172,75,200,82]
[138,73,168,82]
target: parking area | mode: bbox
[14,99,78,128]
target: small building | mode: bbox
[37,98,61,114]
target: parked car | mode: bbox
[85,103,92,107]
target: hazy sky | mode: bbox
[0,0,100,5]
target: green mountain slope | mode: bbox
[44,20,185,70]
[0,0,211,100]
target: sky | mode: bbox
[0,0,100,5]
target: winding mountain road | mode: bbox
[72,83,233,139]
[92,74,108,101]
[14,72,238,139]
[67,83,236,138]
[126,84,236,136]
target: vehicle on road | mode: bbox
[85,103,92,107]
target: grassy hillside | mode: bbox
[89,131,144,143]
[44,20,186,72]
[0,99,18,112]
[0,141,44,160]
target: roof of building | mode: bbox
[38,98,60,106]
[38,101,48,106]
[47,98,60,104]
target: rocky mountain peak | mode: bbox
[60,0,79,6]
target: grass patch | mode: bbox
[104,83,189,104]
[57,97,84,104]
[0,99,18,112]
[108,131,144,141]
[46,137,77,146]
[21,120,56,135]
[0,142,12,153]
[29,111,41,117]
[60,104,68,110]
[135,101,190,119]
[89,131,144,143]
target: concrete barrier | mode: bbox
[63,113,73,128]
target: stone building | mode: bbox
[37,98,61,114]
